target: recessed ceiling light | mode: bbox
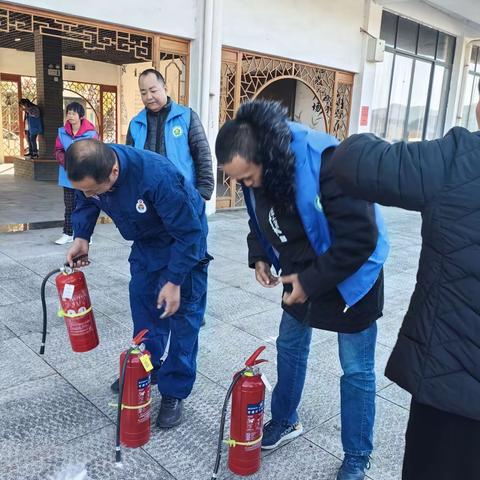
[14,38,21,42]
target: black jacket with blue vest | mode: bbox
[246,122,389,333]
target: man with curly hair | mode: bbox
[215,100,389,480]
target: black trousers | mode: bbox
[403,398,480,480]
[63,187,76,236]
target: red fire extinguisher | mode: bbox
[211,346,268,479]
[40,254,99,354]
[115,328,152,463]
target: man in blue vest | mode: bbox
[65,139,209,428]
[215,100,389,480]
[126,68,214,201]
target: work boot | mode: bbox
[336,454,371,480]
[156,395,183,428]
[110,368,158,393]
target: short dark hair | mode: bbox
[66,139,116,183]
[19,98,34,107]
[215,121,259,166]
[138,68,165,85]
[66,101,85,118]
[215,99,295,210]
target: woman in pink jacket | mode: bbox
[54,102,98,245]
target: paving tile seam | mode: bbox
[2,371,57,394]
[225,303,283,324]
[12,336,117,427]
[376,340,397,349]
[375,393,410,412]
[0,251,63,281]
[137,444,178,480]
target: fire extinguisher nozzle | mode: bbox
[39,344,45,355]
[115,450,121,463]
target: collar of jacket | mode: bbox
[132,98,184,127]
[108,144,129,189]
[63,118,97,137]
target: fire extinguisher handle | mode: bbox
[245,345,267,367]
[65,253,90,269]
[132,328,149,346]
[253,359,268,365]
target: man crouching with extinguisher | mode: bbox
[65,138,210,428]
[215,100,388,480]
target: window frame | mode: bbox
[377,11,455,141]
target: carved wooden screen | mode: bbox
[218,48,354,209]
[154,37,190,106]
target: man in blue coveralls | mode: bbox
[65,138,209,428]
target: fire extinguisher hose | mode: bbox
[116,346,135,463]
[39,268,61,355]
[210,369,246,480]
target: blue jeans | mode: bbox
[271,311,377,456]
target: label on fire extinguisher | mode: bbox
[137,376,151,389]
[139,354,153,372]
[62,283,75,300]
[247,400,264,415]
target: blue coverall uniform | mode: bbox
[72,144,209,399]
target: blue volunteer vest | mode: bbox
[244,122,389,308]
[128,102,195,185]
[57,127,97,188]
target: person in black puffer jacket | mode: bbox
[331,81,480,480]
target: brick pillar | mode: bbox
[34,31,63,159]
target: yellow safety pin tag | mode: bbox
[139,354,153,373]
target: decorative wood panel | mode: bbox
[218,48,354,208]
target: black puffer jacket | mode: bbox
[332,127,480,420]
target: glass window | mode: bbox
[373,11,455,141]
[417,25,437,59]
[471,46,479,73]
[426,65,450,139]
[462,74,480,131]
[407,60,432,141]
[380,11,397,48]
[461,46,480,131]
[467,79,479,131]
[397,17,418,53]
[386,55,414,141]
[371,52,394,136]
[436,32,455,64]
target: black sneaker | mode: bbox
[111,368,158,393]
[261,419,303,450]
[336,455,371,480]
[156,395,183,428]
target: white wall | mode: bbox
[10,0,198,39]
[222,0,366,73]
